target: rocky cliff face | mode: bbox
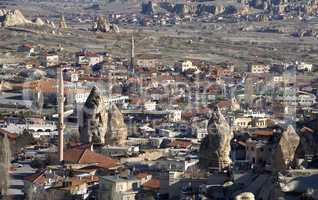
[199,107,233,170]
[33,17,45,26]
[271,126,300,170]
[92,16,119,33]
[0,9,31,27]
[80,87,127,146]
[106,104,128,146]
[80,87,108,144]
[59,15,67,29]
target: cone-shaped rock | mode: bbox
[271,125,300,170]
[199,107,233,170]
[80,87,108,144]
[1,9,31,27]
[96,16,110,32]
[59,15,67,29]
[106,104,128,146]
[80,87,127,146]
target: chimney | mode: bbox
[58,66,64,162]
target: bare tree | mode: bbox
[0,134,11,196]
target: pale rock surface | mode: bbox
[80,87,127,146]
[106,104,128,146]
[0,9,31,27]
[199,107,233,170]
[92,16,119,33]
[59,15,67,29]
[111,24,120,33]
[271,125,300,170]
[235,192,255,200]
[96,16,110,32]
[33,17,45,26]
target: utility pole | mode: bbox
[57,66,64,162]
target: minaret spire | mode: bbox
[57,66,64,162]
[130,34,135,75]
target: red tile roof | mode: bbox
[0,129,17,140]
[217,100,232,109]
[24,171,46,184]
[15,79,90,94]
[168,139,192,149]
[136,173,151,179]
[300,126,314,134]
[143,179,160,190]
[253,129,273,137]
[64,148,119,169]
[76,51,99,57]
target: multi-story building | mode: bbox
[136,55,158,68]
[99,176,140,200]
[249,64,270,74]
[76,51,104,67]
[40,53,59,67]
[245,139,272,168]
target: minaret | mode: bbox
[130,34,135,75]
[57,67,64,162]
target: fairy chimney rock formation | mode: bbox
[80,87,108,144]
[79,87,127,146]
[96,16,110,32]
[271,125,300,170]
[199,107,233,170]
[0,9,31,27]
[59,15,67,29]
[106,104,128,146]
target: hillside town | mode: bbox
[0,0,318,200]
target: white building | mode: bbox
[41,54,59,67]
[101,145,139,157]
[99,176,140,200]
[181,60,198,72]
[297,92,316,107]
[168,110,182,122]
[250,64,270,74]
[76,52,104,66]
[158,129,178,138]
[143,101,156,111]
[297,62,313,72]
[152,158,199,172]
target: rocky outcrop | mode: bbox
[58,15,67,29]
[0,9,31,27]
[271,126,300,171]
[277,170,318,199]
[96,16,110,32]
[215,5,225,15]
[91,16,119,33]
[111,24,120,33]
[174,4,194,15]
[199,107,233,170]
[235,192,255,200]
[33,17,45,26]
[80,87,108,144]
[80,87,127,146]
[106,104,128,146]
